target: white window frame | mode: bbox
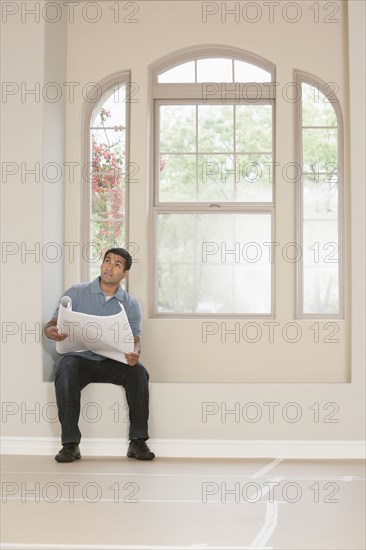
[295,70,344,318]
[150,47,276,318]
[81,71,131,283]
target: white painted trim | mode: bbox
[0,544,267,550]
[1,437,364,459]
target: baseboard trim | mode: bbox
[1,437,365,459]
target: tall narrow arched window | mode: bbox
[83,72,130,281]
[295,72,344,317]
[151,48,276,317]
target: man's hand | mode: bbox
[125,335,141,366]
[125,352,140,367]
[46,326,68,341]
[44,319,68,342]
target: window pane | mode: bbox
[302,83,337,127]
[91,128,125,221]
[157,58,271,84]
[302,266,339,315]
[90,220,125,242]
[91,128,125,163]
[159,154,196,202]
[91,86,126,128]
[92,187,124,220]
[90,220,125,280]
[198,105,233,152]
[235,265,272,313]
[236,154,273,202]
[197,58,233,82]
[303,128,337,172]
[303,220,339,314]
[158,263,196,313]
[160,105,196,153]
[198,154,235,201]
[157,213,272,314]
[236,104,272,152]
[303,174,338,220]
[158,61,195,83]
[234,60,271,82]
[303,220,339,266]
[158,213,195,263]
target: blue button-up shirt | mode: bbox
[53,277,142,361]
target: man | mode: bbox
[44,247,155,462]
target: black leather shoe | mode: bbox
[127,439,155,460]
[55,443,81,463]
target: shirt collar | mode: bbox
[91,277,126,301]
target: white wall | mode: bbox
[1,1,365,446]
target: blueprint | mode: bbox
[55,296,134,363]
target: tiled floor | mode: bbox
[1,455,365,549]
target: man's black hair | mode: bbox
[103,248,132,271]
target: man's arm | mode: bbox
[43,317,68,342]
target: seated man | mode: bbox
[44,247,154,462]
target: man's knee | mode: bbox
[55,356,81,384]
[133,362,149,381]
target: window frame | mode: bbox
[152,45,275,87]
[294,70,345,319]
[81,71,131,283]
[151,47,276,318]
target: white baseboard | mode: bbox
[1,437,365,458]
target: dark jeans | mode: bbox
[54,354,150,444]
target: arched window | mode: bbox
[295,72,344,317]
[157,57,271,84]
[151,48,276,316]
[83,72,130,281]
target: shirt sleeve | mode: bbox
[127,298,142,337]
[52,285,79,319]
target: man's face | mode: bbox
[100,253,128,285]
